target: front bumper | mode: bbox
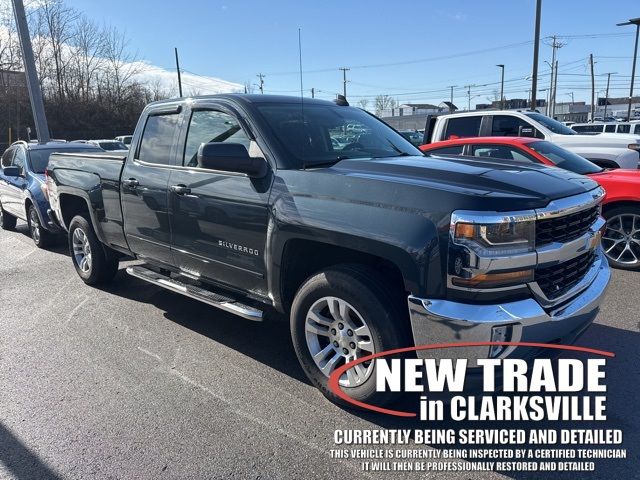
[408,249,610,365]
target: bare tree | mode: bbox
[357,99,369,110]
[243,80,254,94]
[375,95,396,116]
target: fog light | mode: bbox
[490,325,512,357]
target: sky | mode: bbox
[63,0,640,108]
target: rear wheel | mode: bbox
[68,214,119,284]
[0,202,16,231]
[602,205,640,271]
[28,205,54,248]
[290,264,409,406]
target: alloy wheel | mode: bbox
[602,214,640,265]
[305,296,375,388]
[29,208,41,243]
[72,227,92,273]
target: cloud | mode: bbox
[131,61,242,95]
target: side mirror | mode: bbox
[3,166,21,177]
[197,143,268,178]
[518,125,536,137]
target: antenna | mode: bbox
[298,28,304,99]
[298,28,306,169]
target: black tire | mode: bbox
[602,205,640,271]
[68,214,119,284]
[0,202,17,231]
[27,205,54,248]
[290,264,410,407]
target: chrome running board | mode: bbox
[126,265,263,321]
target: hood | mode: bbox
[590,168,640,184]
[328,155,598,210]
[553,132,640,148]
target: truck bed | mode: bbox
[48,152,129,251]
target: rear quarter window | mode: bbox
[443,117,481,140]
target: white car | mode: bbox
[571,122,634,135]
[86,139,129,153]
[115,135,132,147]
[425,110,640,169]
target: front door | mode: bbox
[121,108,181,266]
[4,147,28,218]
[168,107,272,295]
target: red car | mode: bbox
[420,137,640,271]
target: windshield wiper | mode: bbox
[304,156,350,169]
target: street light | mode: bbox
[496,64,505,110]
[617,17,640,120]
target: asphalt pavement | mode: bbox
[0,222,638,480]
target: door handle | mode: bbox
[170,184,191,195]
[123,178,139,188]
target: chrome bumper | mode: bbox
[407,249,610,365]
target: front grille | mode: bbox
[536,205,599,246]
[535,251,596,300]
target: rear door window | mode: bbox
[491,115,536,136]
[443,116,481,139]
[604,124,616,133]
[137,113,180,165]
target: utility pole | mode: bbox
[590,54,596,122]
[174,47,183,97]
[448,85,456,106]
[552,59,559,118]
[545,35,566,117]
[339,67,350,98]
[603,72,617,119]
[617,18,640,120]
[311,87,314,98]
[12,0,49,143]
[257,73,265,94]
[465,84,474,111]
[530,0,542,110]
[496,64,505,109]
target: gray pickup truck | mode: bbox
[46,94,610,405]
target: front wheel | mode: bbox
[68,215,119,284]
[290,264,409,407]
[602,205,640,271]
[28,205,54,248]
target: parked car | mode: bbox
[86,139,129,153]
[115,135,132,147]
[422,110,640,169]
[46,94,609,405]
[0,141,101,247]
[421,136,640,270]
[399,130,423,147]
[571,122,633,135]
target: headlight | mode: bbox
[628,144,640,152]
[449,212,536,290]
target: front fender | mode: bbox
[268,190,445,309]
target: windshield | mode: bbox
[524,112,577,135]
[28,147,101,174]
[528,141,602,175]
[255,103,422,167]
[99,141,127,150]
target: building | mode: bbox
[594,96,640,120]
[550,102,590,123]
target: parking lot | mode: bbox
[0,222,638,480]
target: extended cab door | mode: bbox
[121,106,182,266]
[168,104,271,295]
